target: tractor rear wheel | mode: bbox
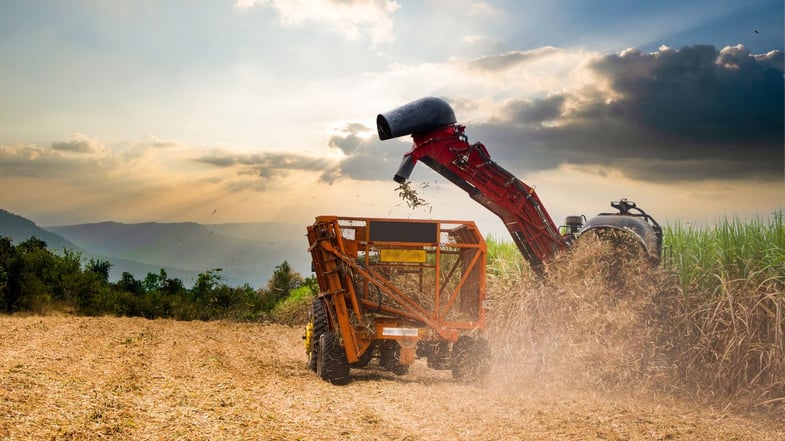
[307,299,327,372]
[317,331,350,385]
[451,335,491,382]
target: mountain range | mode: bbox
[0,209,311,288]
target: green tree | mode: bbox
[302,275,318,293]
[0,237,14,310]
[143,268,168,292]
[190,268,224,302]
[116,272,144,296]
[145,273,185,319]
[161,276,186,296]
[266,261,303,303]
[17,237,58,311]
[54,248,83,304]
[87,258,112,283]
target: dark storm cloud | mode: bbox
[468,47,560,72]
[589,45,783,145]
[502,95,566,125]
[469,44,784,183]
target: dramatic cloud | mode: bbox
[324,44,781,185]
[233,0,400,44]
[327,123,403,182]
[196,150,339,186]
[327,123,369,155]
[460,44,784,183]
[501,95,566,125]
[590,45,783,145]
[752,49,784,71]
[0,135,172,182]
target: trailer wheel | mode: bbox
[451,335,491,382]
[317,331,351,385]
[307,299,328,372]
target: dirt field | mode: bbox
[1,316,782,441]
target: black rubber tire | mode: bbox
[307,299,328,372]
[451,335,491,382]
[317,332,351,385]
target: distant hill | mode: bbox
[0,209,208,286]
[0,209,77,251]
[46,221,311,288]
[0,209,312,288]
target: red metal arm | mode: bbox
[398,124,567,273]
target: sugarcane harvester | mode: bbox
[305,97,662,385]
[376,97,663,274]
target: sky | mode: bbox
[0,0,783,241]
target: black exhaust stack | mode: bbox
[376,97,456,140]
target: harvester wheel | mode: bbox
[317,332,351,385]
[451,335,491,382]
[307,299,328,372]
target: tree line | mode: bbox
[0,236,315,321]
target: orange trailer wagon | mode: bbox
[304,216,490,385]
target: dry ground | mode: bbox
[1,316,782,441]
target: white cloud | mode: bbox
[50,133,106,155]
[468,1,503,18]
[234,0,400,45]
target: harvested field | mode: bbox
[1,315,782,440]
